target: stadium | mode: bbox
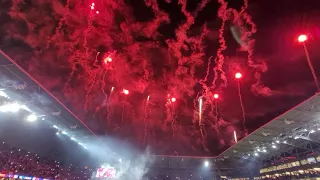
[1,0,320,180]
[1,48,320,179]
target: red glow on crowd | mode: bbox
[235,72,242,79]
[298,34,308,43]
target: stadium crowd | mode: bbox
[0,142,92,179]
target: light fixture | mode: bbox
[62,131,67,135]
[27,114,37,122]
[254,153,258,156]
[310,130,315,133]
[204,161,209,167]
[56,132,60,135]
[262,149,267,153]
[272,145,276,148]
[276,140,280,143]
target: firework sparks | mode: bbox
[235,72,248,136]
[143,95,150,145]
[1,0,267,155]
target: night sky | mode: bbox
[1,0,320,157]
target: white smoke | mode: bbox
[84,136,154,180]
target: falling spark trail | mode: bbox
[84,72,98,111]
[199,97,203,123]
[83,4,96,59]
[215,100,218,120]
[120,96,127,133]
[199,56,213,94]
[143,96,150,145]
[106,87,114,125]
[237,80,248,136]
[96,71,108,112]
[234,131,238,143]
[302,43,320,91]
[197,96,208,152]
[46,0,71,48]
[212,1,228,88]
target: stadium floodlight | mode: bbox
[204,161,209,167]
[310,130,315,133]
[262,149,267,153]
[27,114,37,122]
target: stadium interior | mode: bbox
[1,47,320,179]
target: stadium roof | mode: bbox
[215,92,320,176]
[0,50,96,139]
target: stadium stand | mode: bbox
[216,93,320,179]
[0,51,96,179]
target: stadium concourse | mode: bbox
[1,48,320,180]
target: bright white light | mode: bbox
[0,91,9,98]
[53,125,58,129]
[254,153,258,156]
[83,146,88,149]
[318,128,320,131]
[204,161,209,167]
[234,131,237,143]
[78,142,83,145]
[272,145,276,148]
[310,130,315,133]
[304,129,308,132]
[71,137,76,141]
[262,149,267,153]
[0,103,20,112]
[294,136,299,139]
[119,158,122,163]
[276,140,280,143]
[56,132,60,135]
[283,141,287,143]
[27,114,37,122]
[257,149,261,152]
[62,131,67,135]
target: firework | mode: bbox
[235,72,248,136]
